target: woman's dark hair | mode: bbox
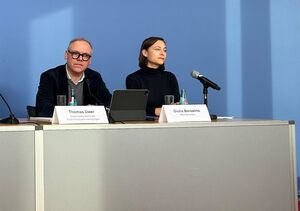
[138,36,166,69]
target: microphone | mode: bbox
[0,93,19,124]
[85,79,104,105]
[191,70,221,90]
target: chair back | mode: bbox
[26,105,37,117]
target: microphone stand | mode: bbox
[0,114,19,124]
[202,82,217,120]
[0,93,19,124]
[203,85,208,106]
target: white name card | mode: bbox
[158,104,211,123]
[52,106,108,124]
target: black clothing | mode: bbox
[126,66,180,116]
[36,65,111,117]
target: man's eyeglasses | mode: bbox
[67,50,92,61]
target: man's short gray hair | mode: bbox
[68,38,93,50]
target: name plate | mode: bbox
[158,104,211,123]
[52,106,108,124]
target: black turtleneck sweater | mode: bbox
[126,67,180,116]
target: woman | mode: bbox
[126,37,180,116]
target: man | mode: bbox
[36,38,112,117]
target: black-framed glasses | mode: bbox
[67,50,92,61]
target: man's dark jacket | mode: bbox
[36,65,111,117]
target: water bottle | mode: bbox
[68,89,77,106]
[180,89,188,105]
